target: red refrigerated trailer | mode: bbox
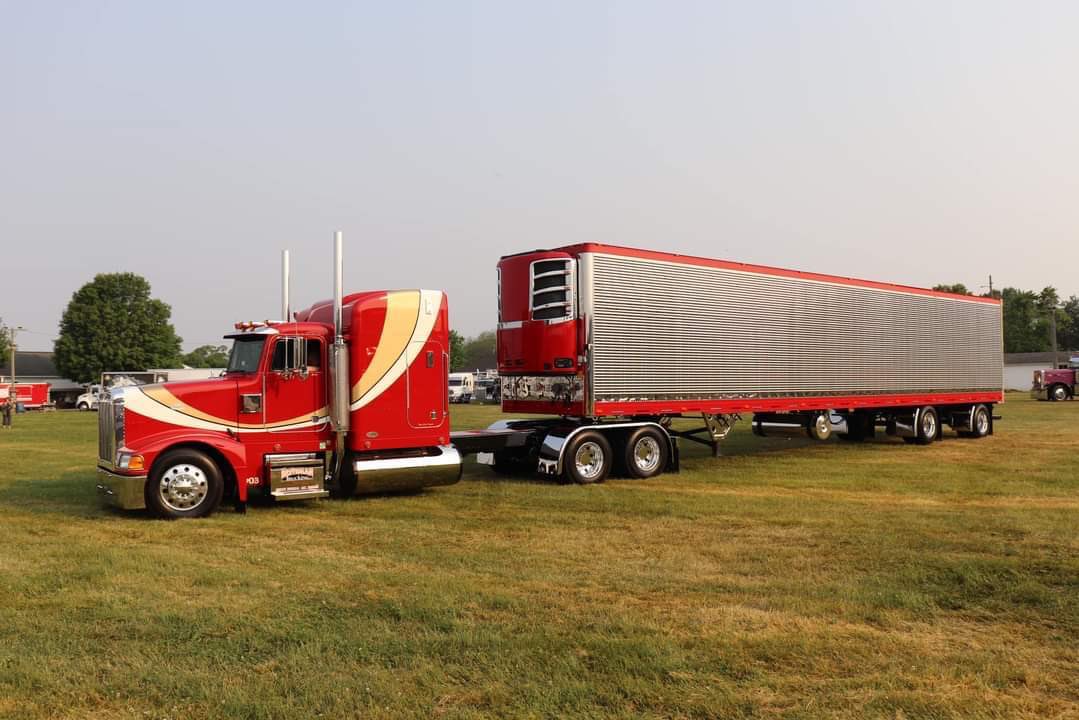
[490,244,1003,483]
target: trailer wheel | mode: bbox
[1050,384,1069,402]
[806,413,832,441]
[146,448,224,519]
[969,404,991,438]
[623,427,668,479]
[914,407,938,445]
[563,431,612,485]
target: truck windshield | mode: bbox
[449,378,463,386]
[226,337,266,373]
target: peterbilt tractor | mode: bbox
[1031,360,1078,401]
[97,235,1004,518]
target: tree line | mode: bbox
[933,284,1077,354]
[14,272,1073,385]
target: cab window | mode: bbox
[306,339,322,371]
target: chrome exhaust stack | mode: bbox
[328,231,351,487]
[281,250,291,321]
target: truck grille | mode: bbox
[98,398,122,464]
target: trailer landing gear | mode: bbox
[671,413,741,457]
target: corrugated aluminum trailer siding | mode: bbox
[582,253,1002,403]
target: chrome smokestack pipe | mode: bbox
[330,231,350,434]
[281,250,291,320]
[333,231,343,338]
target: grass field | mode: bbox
[0,394,1076,719]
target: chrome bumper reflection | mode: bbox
[96,466,147,510]
[350,446,462,495]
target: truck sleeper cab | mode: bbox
[96,285,462,519]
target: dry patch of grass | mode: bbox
[0,394,1076,718]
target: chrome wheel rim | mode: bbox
[574,442,605,481]
[1053,387,1066,401]
[159,464,209,511]
[922,413,936,438]
[975,408,989,435]
[633,437,661,474]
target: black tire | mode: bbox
[965,404,991,439]
[146,448,224,519]
[562,431,613,485]
[1050,385,1069,402]
[839,412,872,442]
[77,402,89,411]
[806,413,832,441]
[915,406,938,445]
[623,426,669,479]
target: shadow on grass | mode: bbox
[0,469,131,518]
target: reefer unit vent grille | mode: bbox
[585,253,1002,401]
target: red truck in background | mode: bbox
[1,382,50,409]
[97,235,1004,519]
[1031,359,1078,401]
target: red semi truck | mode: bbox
[1030,360,1077,401]
[97,236,1003,518]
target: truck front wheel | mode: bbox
[563,431,612,484]
[146,449,224,519]
[1050,384,1069,402]
[77,402,89,411]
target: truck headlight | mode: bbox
[118,453,145,471]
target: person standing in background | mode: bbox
[1,391,13,429]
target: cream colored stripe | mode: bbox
[134,386,327,432]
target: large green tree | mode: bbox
[448,330,466,372]
[182,345,229,368]
[54,273,183,383]
[461,330,497,371]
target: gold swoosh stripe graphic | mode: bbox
[136,385,328,432]
[352,291,421,402]
[350,289,442,411]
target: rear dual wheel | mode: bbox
[959,404,991,439]
[563,431,612,484]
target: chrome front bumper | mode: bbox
[96,466,147,510]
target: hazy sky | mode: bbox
[2,1,1077,352]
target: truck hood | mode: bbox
[118,377,241,433]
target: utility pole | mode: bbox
[8,326,23,389]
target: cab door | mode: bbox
[263,336,327,440]
[407,340,446,428]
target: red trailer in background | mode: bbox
[0,382,51,409]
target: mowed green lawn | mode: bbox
[0,395,1076,719]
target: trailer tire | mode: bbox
[806,413,832,441]
[563,431,612,485]
[968,404,991,439]
[146,448,224,519]
[623,427,668,479]
[839,412,872,442]
[914,407,938,445]
[1050,384,1069,402]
